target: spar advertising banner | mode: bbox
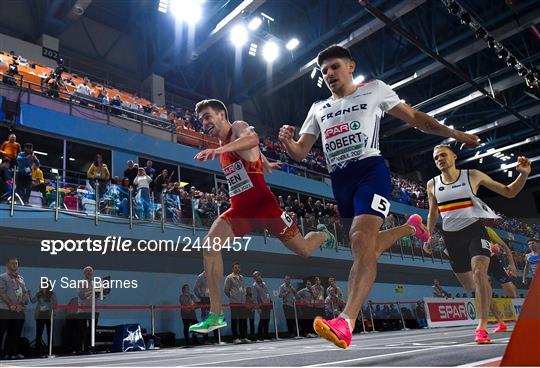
[424,297,525,328]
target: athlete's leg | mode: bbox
[454,271,476,291]
[283,231,328,258]
[471,255,492,330]
[203,217,235,315]
[341,214,383,330]
[455,272,504,324]
[501,282,518,298]
[375,224,416,257]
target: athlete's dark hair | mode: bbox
[528,238,538,244]
[232,261,240,267]
[433,144,456,154]
[195,99,229,121]
[317,45,353,67]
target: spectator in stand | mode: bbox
[297,280,317,338]
[326,277,343,299]
[118,177,131,217]
[0,256,30,359]
[75,77,92,97]
[30,280,57,355]
[1,134,21,164]
[432,279,451,298]
[86,153,110,196]
[133,167,152,220]
[252,271,271,341]
[16,143,39,204]
[224,262,248,344]
[325,287,343,319]
[179,284,201,346]
[388,303,401,330]
[110,95,122,115]
[279,275,297,338]
[97,89,109,106]
[153,169,170,204]
[31,162,46,203]
[415,301,427,328]
[3,56,19,85]
[144,160,155,182]
[0,158,12,199]
[311,276,325,319]
[123,160,138,186]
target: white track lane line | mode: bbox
[183,334,505,367]
[457,356,503,367]
[309,337,509,367]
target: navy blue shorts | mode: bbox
[330,156,392,227]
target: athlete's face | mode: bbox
[320,57,355,93]
[433,147,456,171]
[529,240,538,252]
[199,107,226,137]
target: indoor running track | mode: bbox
[4,324,511,367]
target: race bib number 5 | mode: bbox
[371,194,390,217]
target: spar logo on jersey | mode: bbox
[324,121,361,139]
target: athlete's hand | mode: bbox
[194,148,220,161]
[278,125,296,145]
[515,156,531,176]
[453,130,480,149]
[263,161,281,173]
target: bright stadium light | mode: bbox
[230,24,248,47]
[262,41,279,63]
[353,74,365,84]
[170,0,203,24]
[286,38,299,50]
[248,17,262,31]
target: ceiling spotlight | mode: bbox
[486,36,495,48]
[286,38,300,50]
[248,17,262,31]
[170,0,203,24]
[447,1,460,14]
[474,28,487,39]
[459,12,471,25]
[230,24,248,47]
[506,56,517,68]
[262,41,279,63]
[497,49,509,60]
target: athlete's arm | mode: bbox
[278,125,318,162]
[388,103,479,148]
[424,179,439,254]
[470,157,531,198]
[194,121,259,161]
[218,121,260,154]
[489,230,518,275]
[522,260,528,285]
[260,152,281,173]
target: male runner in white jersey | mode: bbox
[278,45,479,349]
[424,144,530,343]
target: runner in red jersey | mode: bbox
[189,99,335,334]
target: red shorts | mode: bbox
[220,193,299,243]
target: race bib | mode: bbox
[223,161,253,197]
[25,167,31,174]
[323,121,368,166]
[95,172,102,178]
[371,194,390,217]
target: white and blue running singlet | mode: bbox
[299,80,402,221]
